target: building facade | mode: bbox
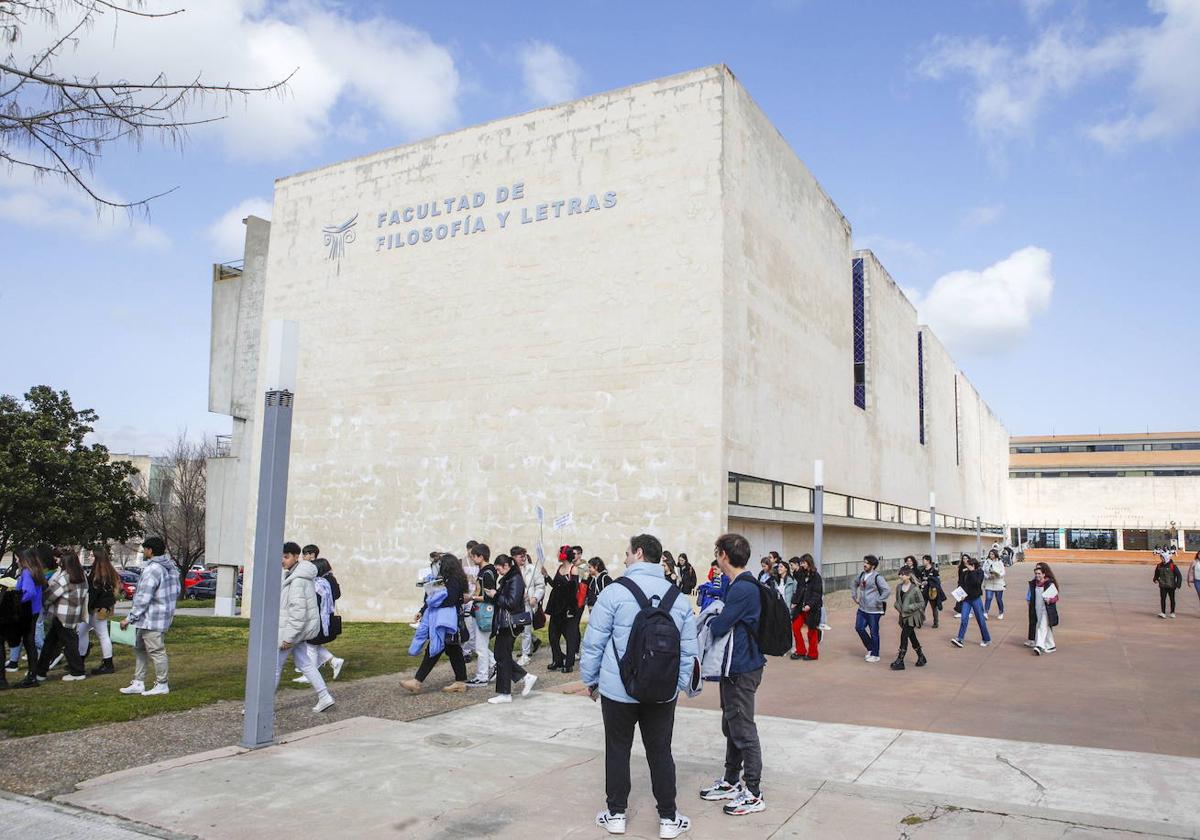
[1008,432,1200,553]
[207,66,1009,619]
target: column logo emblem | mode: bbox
[322,214,358,272]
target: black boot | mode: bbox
[932,613,939,629]
[915,647,927,667]
[16,672,39,689]
[890,641,907,670]
[90,657,115,675]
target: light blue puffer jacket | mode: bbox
[580,562,699,704]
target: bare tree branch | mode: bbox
[0,0,293,213]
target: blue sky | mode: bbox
[2,0,1197,452]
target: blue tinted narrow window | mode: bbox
[852,258,866,409]
[917,332,926,445]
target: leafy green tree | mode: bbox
[0,386,150,558]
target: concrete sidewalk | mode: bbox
[56,693,1200,840]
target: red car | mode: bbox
[183,569,214,592]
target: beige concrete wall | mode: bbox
[1008,476,1200,529]
[245,67,729,619]
[718,78,1008,528]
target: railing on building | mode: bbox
[214,435,232,457]
[217,259,244,280]
[727,472,1005,536]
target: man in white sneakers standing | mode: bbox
[119,537,180,697]
[581,533,698,839]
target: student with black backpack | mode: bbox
[699,532,769,817]
[580,533,698,839]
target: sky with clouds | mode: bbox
[2,0,1197,453]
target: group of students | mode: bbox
[0,539,179,693]
[849,549,1064,668]
[400,532,772,838]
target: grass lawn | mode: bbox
[0,616,422,738]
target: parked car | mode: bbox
[182,569,214,593]
[117,569,140,599]
[186,575,242,600]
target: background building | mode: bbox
[1008,432,1200,555]
[207,66,1009,619]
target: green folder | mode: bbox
[109,620,137,646]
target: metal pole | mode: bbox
[930,495,937,566]
[241,389,294,749]
[813,460,828,628]
[975,515,982,562]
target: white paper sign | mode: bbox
[951,586,967,603]
[1042,583,1058,600]
[535,543,546,565]
[553,512,574,531]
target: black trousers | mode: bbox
[548,613,580,668]
[720,669,764,796]
[601,696,678,819]
[1160,588,1176,613]
[37,618,85,677]
[492,628,527,695]
[898,625,922,657]
[414,640,467,683]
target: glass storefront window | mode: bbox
[1067,529,1117,550]
[1122,529,1148,551]
[1185,530,1200,551]
[1026,528,1060,549]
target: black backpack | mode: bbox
[737,577,794,657]
[611,577,682,702]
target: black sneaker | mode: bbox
[788,653,802,660]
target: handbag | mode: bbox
[95,607,113,621]
[532,605,546,630]
[475,601,495,633]
[575,579,588,610]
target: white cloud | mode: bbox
[207,197,272,261]
[518,41,582,106]
[11,1,461,161]
[910,246,1054,354]
[963,203,1005,228]
[919,1,1200,149]
[0,168,170,249]
[88,426,177,457]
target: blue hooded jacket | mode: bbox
[408,589,458,658]
[707,571,766,675]
[580,562,699,704]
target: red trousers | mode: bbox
[792,614,819,659]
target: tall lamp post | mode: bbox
[813,460,829,629]
[929,491,937,565]
[975,515,983,562]
[241,321,299,750]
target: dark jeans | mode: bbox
[601,696,678,819]
[492,627,527,695]
[548,613,580,668]
[37,618,85,677]
[414,640,467,683]
[720,668,764,796]
[855,609,882,656]
[984,589,1005,614]
[1160,588,1176,613]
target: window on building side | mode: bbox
[917,332,926,445]
[954,375,961,465]
[852,258,867,409]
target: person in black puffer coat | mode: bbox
[488,554,535,703]
[789,554,823,661]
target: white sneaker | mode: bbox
[866,655,880,663]
[700,778,744,801]
[998,613,1005,620]
[522,673,538,697]
[863,653,872,661]
[62,673,87,682]
[487,693,513,704]
[724,792,766,816]
[292,675,310,684]
[1169,613,1176,619]
[596,810,626,835]
[119,680,145,695]
[659,812,691,838]
[1158,612,1166,618]
[980,641,990,647]
[1023,640,1036,647]
[331,657,345,679]
[313,693,335,713]
[49,653,65,671]
[517,655,531,667]
[141,682,170,696]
